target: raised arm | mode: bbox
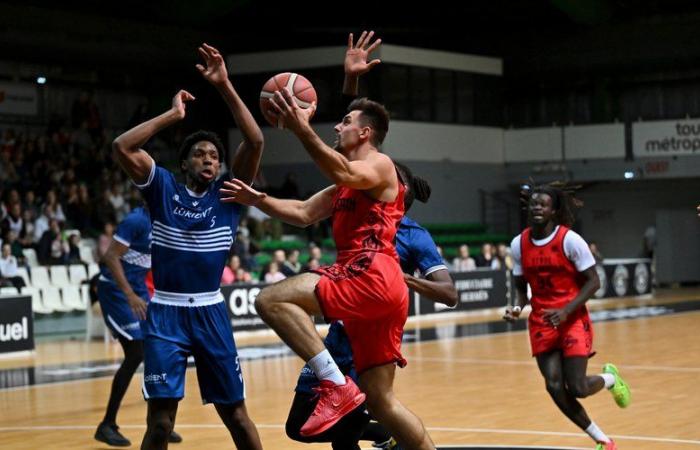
[220,179,335,228]
[113,90,194,184]
[197,43,264,184]
[343,30,382,97]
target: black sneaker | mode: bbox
[94,422,131,447]
[168,430,183,443]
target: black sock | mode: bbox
[360,421,391,443]
[102,338,143,425]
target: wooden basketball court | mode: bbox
[1,289,699,449]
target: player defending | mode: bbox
[220,30,435,450]
[112,44,263,450]
[503,184,631,450]
[94,205,182,447]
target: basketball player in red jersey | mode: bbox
[220,31,434,450]
[504,185,631,450]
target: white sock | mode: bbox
[585,421,610,443]
[601,373,616,389]
[307,349,346,385]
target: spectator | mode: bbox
[108,182,129,222]
[221,255,244,285]
[264,261,286,284]
[475,242,496,268]
[309,244,322,262]
[94,188,117,230]
[43,189,66,223]
[234,268,252,283]
[589,242,604,264]
[66,232,85,264]
[0,243,25,290]
[38,219,66,265]
[5,231,26,266]
[97,222,115,262]
[19,209,35,247]
[23,190,40,219]
[452,244,476,272]
[1,202,23,239]
[283,249,302,276]
[304,258,320,273]
[495,243,514,271]
[33,205,54,243]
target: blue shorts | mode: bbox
[141,301,244,405]
[98,280,148,341]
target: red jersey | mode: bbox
[521,226,587,325]
[330,181,405,265]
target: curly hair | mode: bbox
[394,161,432,212]
[521,181,583,227]
[178,130,226,173]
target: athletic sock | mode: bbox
[601,373,616,389]
[308,349,346,385]
[585,421,610,443]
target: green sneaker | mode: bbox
[603,363,631,408]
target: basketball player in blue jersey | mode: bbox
[112,43,263,450]
[95,205,183,447]
[283,163,457,450]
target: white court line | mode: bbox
[410,356,700,373]
[0,423,698,446]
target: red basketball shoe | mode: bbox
[299,376,366,436]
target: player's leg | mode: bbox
[254,272,326,360]
[214,402,262,450]
[359,364,434,450]
[361,422,394,449]
[536,351,592,429]
[141,399,179,450]
[95,337,144,446]
[562,356,614,445]
[192,301,262,449]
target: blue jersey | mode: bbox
[138,165,241,301]
[396,216,448,277]
[99,207,151,290]
[295,215,447,393]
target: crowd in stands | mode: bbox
[447,242,514,272]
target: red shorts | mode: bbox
[313,252,408,374]
[528,313,594,358]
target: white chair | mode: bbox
[49,265,71,287]
[22,248,39,267]
[79,245,95,264]
[0,287,20,296]
[87,263,100,279]
[30,266,51,289]
[61,285,87,311]
[22,286,53,314]
[41,286,72,312]
[69,264,88,285]
[16,267,31,287]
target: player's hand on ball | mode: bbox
[268,88,317,133]
[503,305,522,322]
[171,90,195,120]
[220,179,267,206]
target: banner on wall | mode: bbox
[593,259,652,299]
[632,119,700,157]
[0,82,38,116]
[0,295,34,354]
[417,269,509,315]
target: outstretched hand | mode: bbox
[220,179,267,206]
[196,43,229,86]
[267,88,317,133]
[171,90,195,120]
[345,30,382,77]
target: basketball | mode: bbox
[259,72,317,128]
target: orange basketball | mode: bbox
[259,72,317,128]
